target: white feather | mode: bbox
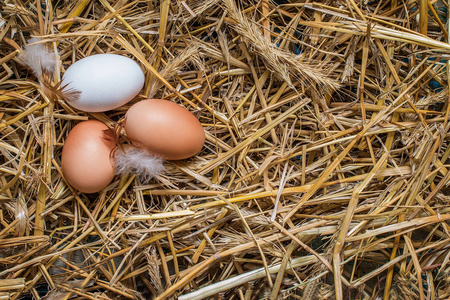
[17,38,56,78]
[114,147,165,182]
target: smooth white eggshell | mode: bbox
[62,54,145,112]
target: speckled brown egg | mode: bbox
[61,120,116,193]
[124,99,205,160]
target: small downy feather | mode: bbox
[114,147,165,182]
[17,37,56,78]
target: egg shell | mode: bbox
[61,120,116,193]
[124,99,205,160]
[61,54,145,112]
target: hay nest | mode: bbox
[1,0,450,299]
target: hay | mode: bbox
[1,0,450,299]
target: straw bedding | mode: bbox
[1,0,450,299]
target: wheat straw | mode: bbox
[1,0,450,299]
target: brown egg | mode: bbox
[124,99,205,160]
[61,120,116,193]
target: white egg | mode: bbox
[61,54,145,112]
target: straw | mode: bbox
[1,0,450,299]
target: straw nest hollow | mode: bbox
[1,0,450,299]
